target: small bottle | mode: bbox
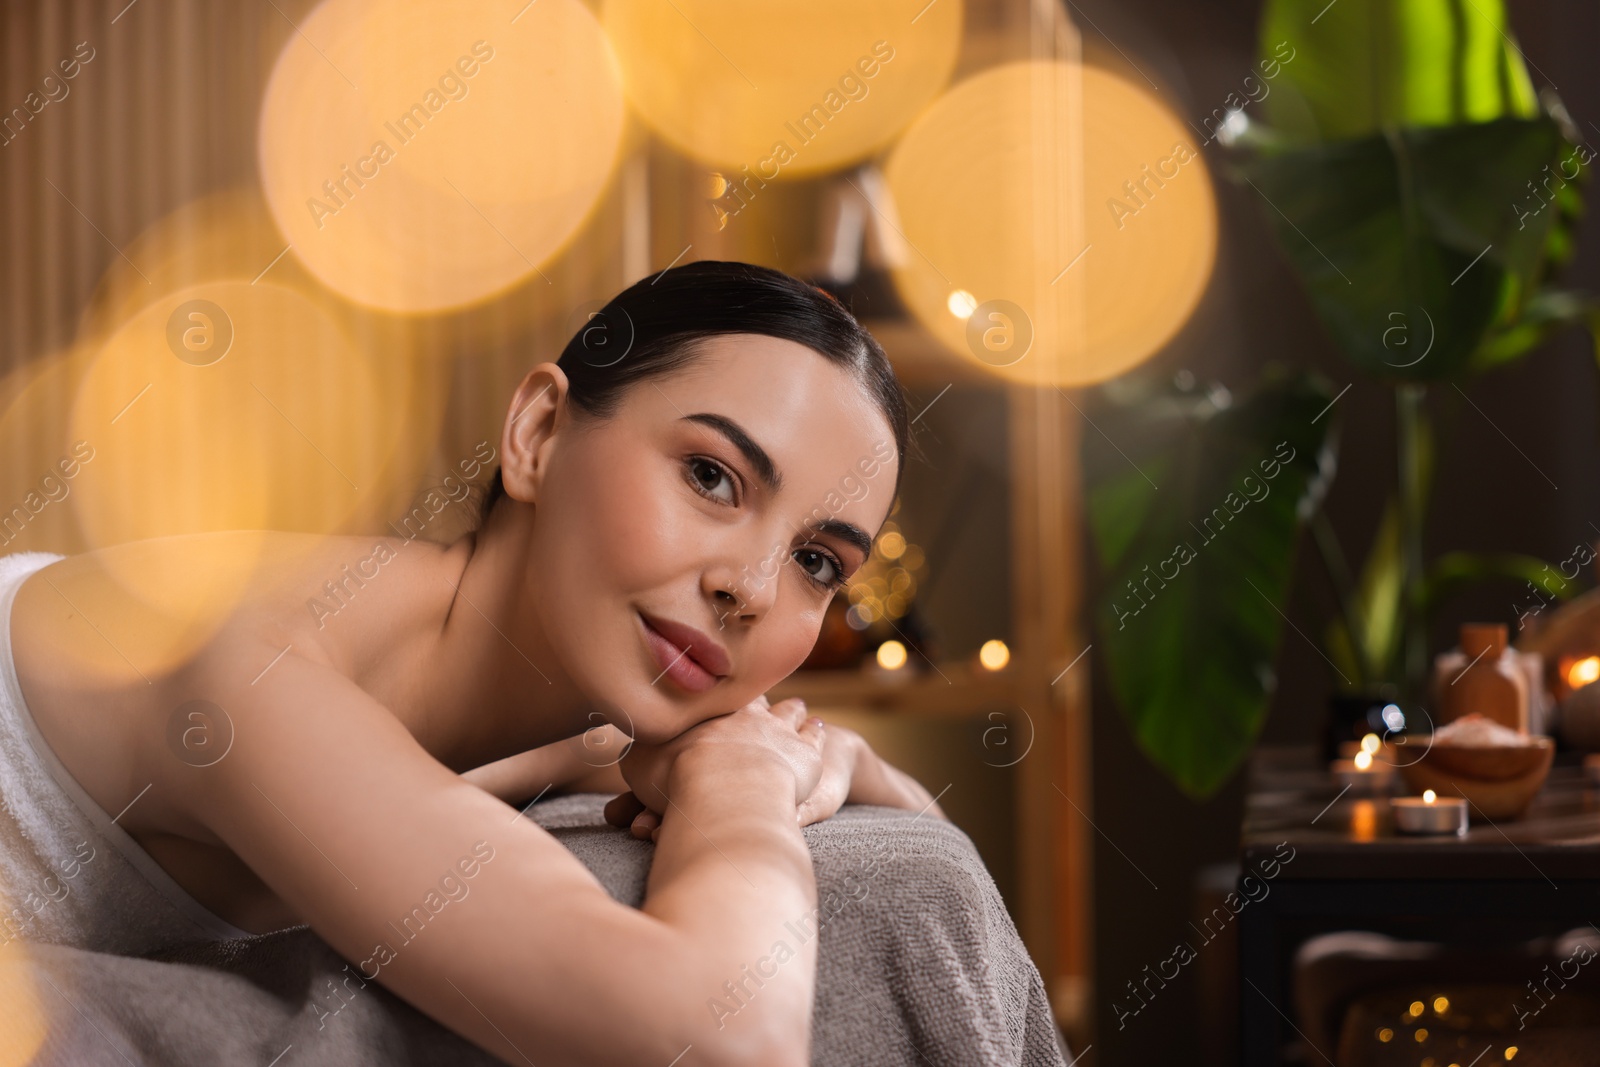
[1435,623,1529,733]
[1510,648,1553,736]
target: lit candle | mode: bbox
[1391,789,1468,836]
[1330,747,1394,792]
[1336,733,1385,760]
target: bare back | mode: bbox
[10,530,435,933]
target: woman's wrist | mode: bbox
[843,738,896,806]
[667,743,801,812]
[846,743,946,818]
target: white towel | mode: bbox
[0,550,255,957]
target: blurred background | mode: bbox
[3,0,1599,1063]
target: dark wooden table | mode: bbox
[1238,746,1600,1066]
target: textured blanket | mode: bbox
[2,794,1070,1066]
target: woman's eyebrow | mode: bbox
[680,412,874,559]
[809,517,874,561]
[681,412,783,493]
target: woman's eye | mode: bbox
[687,457,735,504]
[794,547,842,588]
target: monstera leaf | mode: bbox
[1237,117,1569,382]
[1258,0,1538,143]
[1087,371,1336,798]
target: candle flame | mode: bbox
[1353,750,1373,770]
[1423,789,1436,804]
[1360,733,1381,755]
[1567,656,1600,690]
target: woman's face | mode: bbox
[521,333,899,743]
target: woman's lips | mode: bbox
[638,613,726,694]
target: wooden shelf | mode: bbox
[770,666,1021,716]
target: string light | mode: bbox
[876,640,908,670]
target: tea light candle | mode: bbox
[1337,732,1385,760]
[1391,790,1468,836]
[1330,748,1394,792]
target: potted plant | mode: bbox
[1085,0,1594,797]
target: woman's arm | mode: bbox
[839,729,947,820]
[460,726,628,804]
[173,647,819,1067]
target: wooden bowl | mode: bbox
[1397,735,1554,820]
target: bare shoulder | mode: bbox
[9,530,388,843]
[12,530,346,672]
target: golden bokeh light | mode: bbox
[42,279,406,661]
[80,188,309,340]
[979,639,1010,671]
[601,0,961,178]
[14,532,325,683]
[885,61,1217,387]
[259,0,626,312]
[0,942,48,1067]
[877,639,908,670]
[69,280,393,543]
[1567,655,1600,689]
[1349,799,1378,842]
[0,346,96,554]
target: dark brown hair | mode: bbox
[477,260,911,525]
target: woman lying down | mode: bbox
[0,261,949,1066]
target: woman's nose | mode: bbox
[706,556,778,626]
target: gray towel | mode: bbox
[0,550,257,960]
[7,793,1070,1066]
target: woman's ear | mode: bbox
[500,363,570,506]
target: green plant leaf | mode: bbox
[1470,288,1600,374]
[1344,498,1405,685]
[1258,0,1537,144]
[1236,117,1568,382]
[1420,551,1576,618]
[1087,371,1336,798]
[1086,453,1174,572]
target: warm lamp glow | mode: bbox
[259,0,625,312]
[978,639,1010,671]
[1568,655,1600,689]
[885,61,1217,387]
[1423,790,1437,804]
[69,280,394,551]
[1360,732,1381,755]
[0,941,49,1065]
[601,0,960,178]
[1349,800,1378,842]
[876,640,908,670]
[947,289,978,319]
[1353,749,1372,770]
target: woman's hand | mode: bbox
[607,703,947,840]
[603,694,825,839]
